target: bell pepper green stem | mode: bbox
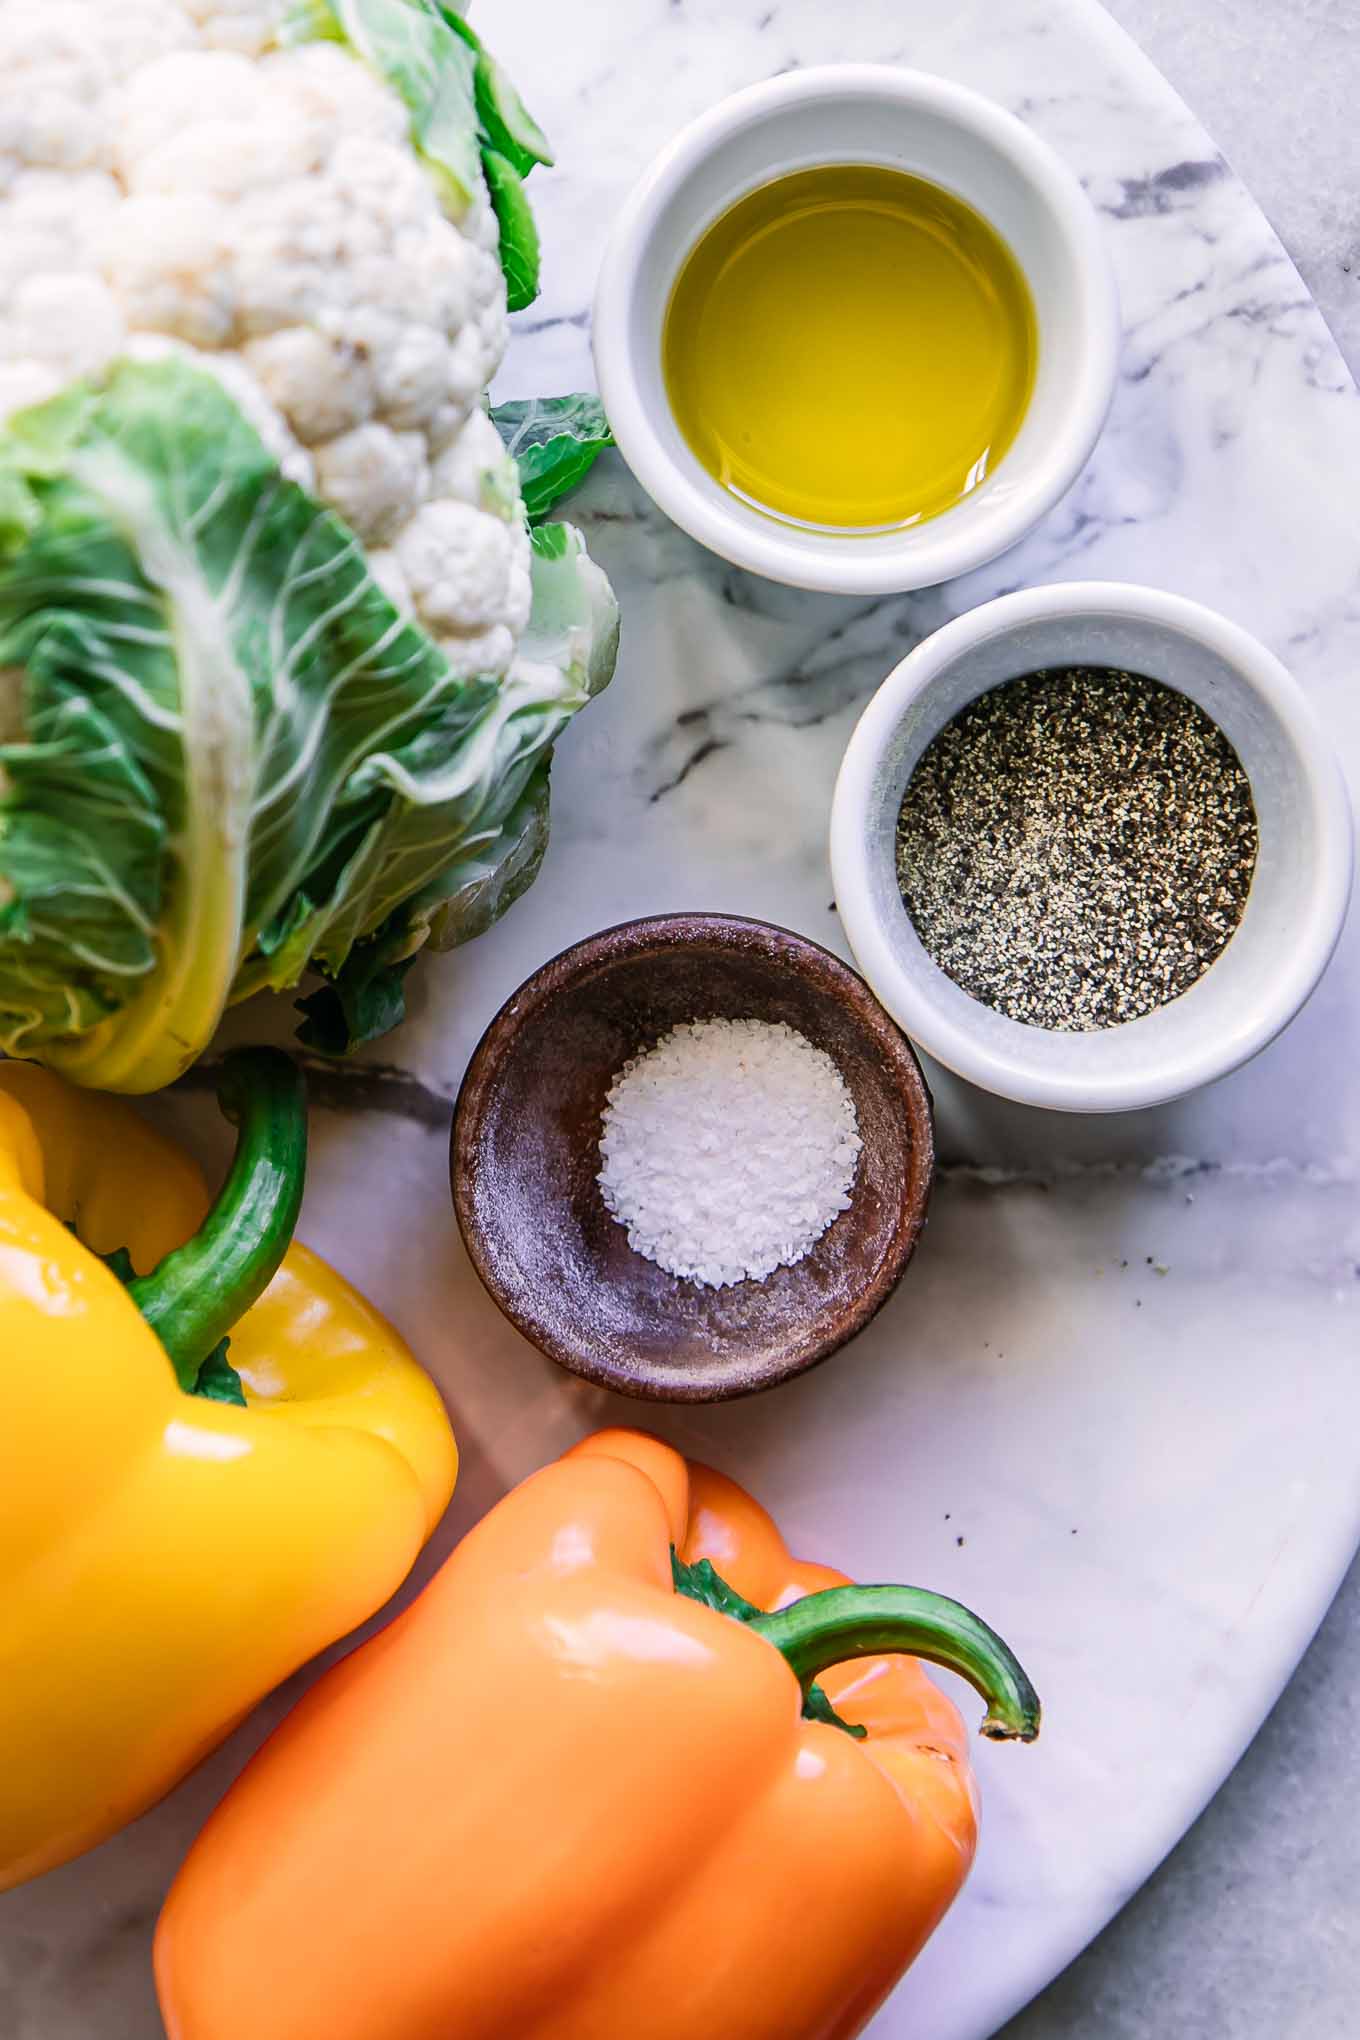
[129,1048,307,1388]
[747,1585,1041,1743]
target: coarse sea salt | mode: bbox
[597,1017,862,1289]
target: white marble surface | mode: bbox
[3,3,1359,2038]
[1104,0,1360,375]
[1003,7,1360,2034]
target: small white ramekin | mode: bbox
[830,584,1354,1112]
[592,65,1120,595]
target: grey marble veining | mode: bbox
[1105,0,1360,370]
[3,4,1359,2039]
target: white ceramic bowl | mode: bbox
[592,65,1120,595]
[830,583,1354,1112]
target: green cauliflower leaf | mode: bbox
[491,395,614,522]
[0,358,614,1086]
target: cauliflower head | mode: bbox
[0,0,531,677]
[0,0,617,1089]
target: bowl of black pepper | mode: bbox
[830,582,1353,1112]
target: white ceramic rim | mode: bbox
[592,64,1121,594]
[829,582,1355,1111]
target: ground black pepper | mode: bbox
[894,666,1259,1032]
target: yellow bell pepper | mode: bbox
[0,1049,457,1892]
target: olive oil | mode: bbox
[662,164,1037,531]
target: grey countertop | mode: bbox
[1101,0,1360,370]
[1004,5,1360,2035]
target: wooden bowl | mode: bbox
[450,914,935,1402]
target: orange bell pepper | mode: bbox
[156,1428,1039,2040]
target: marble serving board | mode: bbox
[7,2,1360,2037]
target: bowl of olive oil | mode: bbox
[594,66,1119,594]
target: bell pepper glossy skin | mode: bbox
[0,1056,456,1891]
[156,1428,1037,2040]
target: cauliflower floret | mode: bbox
[0,0,198,192]
[243,328,376,446]
[369,322,457,431]
[100,193,235,348]
[366,547,413,616]
[72,2,200,84]
[113,51,264,173]
[430,408,523,518]
[118,50,338,197]
[314,425,430,546]
[263,41,411,150]
[0,0,521,673]
[0,16,110,188]
[134,115,325,197]
[4,275,126,386]
[394,501,531,679]
[0,171,121,300]
[186,0,285,57]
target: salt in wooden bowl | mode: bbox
[450,913,934,1402]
